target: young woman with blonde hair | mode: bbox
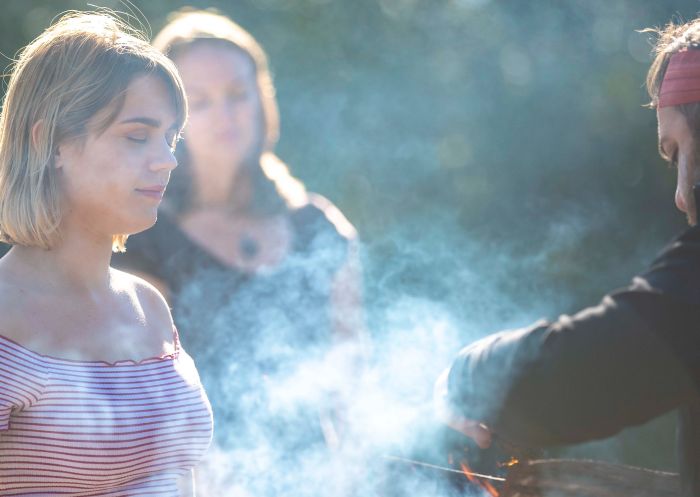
[0,11,212,496]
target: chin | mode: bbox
[121,212,159,236]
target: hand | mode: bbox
[434,367,492,449]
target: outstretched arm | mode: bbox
[444,225,700,448]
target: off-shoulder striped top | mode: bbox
[0,329,213,496]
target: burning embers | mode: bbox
[380,422,526,496]
[459,460,501,496]
[386,454,682,497]
[445,448,510,496]
[382,453,506,496]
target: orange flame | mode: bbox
[460,461,499,497]
[498,457,519,468]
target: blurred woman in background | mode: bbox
[112,8,364,494]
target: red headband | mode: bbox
[659,49,700,108]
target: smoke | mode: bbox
[170,186,678,496]
[1,0,694,493]
[167,208,590,497]
[189,292,487,496]
[182,269,449,493]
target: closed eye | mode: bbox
[227,87,249,100]
[169,136,182,152]
[668,150,678,169]
[189,98,209,111]
[659,141,678,169]
[166,130,182,150]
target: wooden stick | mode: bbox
[503,459,680,497]
[382,454,506,482]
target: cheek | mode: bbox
[693,158,700,185]
[251,99,265,128]
[675,155,697,212]
[238,102,265,143]
[238,99,260,120]
[676,186,688,213]
[183,114,211,146]
[62,173,118,215]
[679,157,699,192]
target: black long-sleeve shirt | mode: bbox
[447,225,700,449]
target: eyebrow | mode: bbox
[187,81,250,94]
[118,117,178,131]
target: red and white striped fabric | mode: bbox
[0,330,213,496]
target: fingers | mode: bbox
[433,367,492,449]
[445,416,492,449]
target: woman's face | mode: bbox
[56,74,179,239]
[174,43,264,173]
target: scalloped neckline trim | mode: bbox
[0,330,180,367]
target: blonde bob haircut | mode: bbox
[0,11,187,252]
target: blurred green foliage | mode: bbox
[2,0,699,473]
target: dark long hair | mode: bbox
[153,8,306,217]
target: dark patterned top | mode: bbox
[110,196,352,451]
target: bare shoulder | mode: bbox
[111,268,175,343]
[0,271,31,341]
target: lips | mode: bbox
[135,185,167,200]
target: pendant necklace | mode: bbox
[239,235,260,259]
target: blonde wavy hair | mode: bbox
[0,11,187,252]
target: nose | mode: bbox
[150,139,178,173]
[675,185,687,214]
[214,98,238,126]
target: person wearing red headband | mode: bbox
[653,45,700,227]
[436,19,700,495]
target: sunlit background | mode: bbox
[4,0,700,479]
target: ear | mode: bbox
[31,119,64,170]
[53,144,64,170]
[30,119,44,150]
